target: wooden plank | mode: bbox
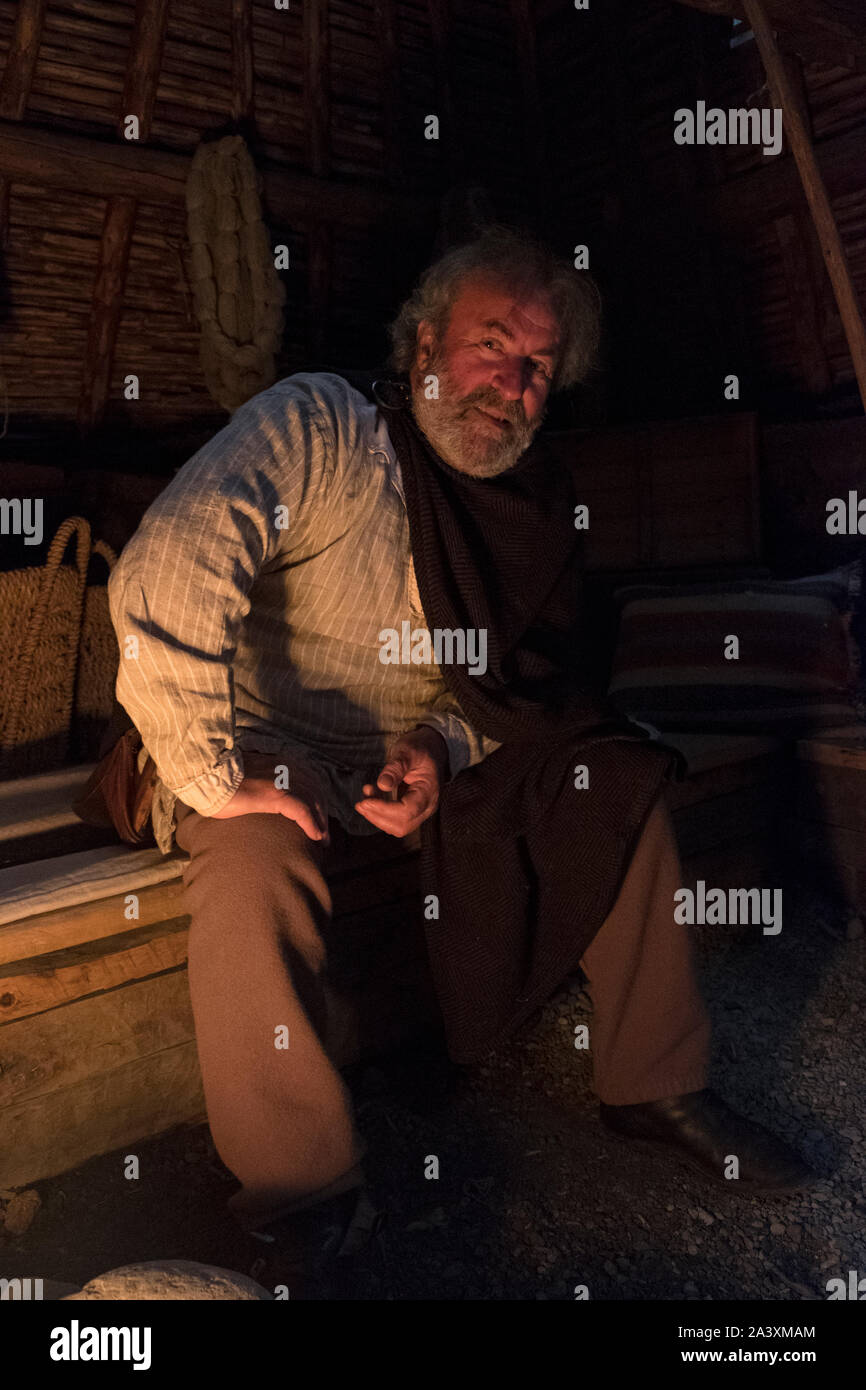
[796,727,866,770]
[743,0,866,409]
[0,878,186,968]
[0,857,426,1025]
[666,748,788,810]
[0,954,440,1190]
[797,761,866,831]
[0,119,433,228]
[0,840,423,966]
[0,917,190,1025]
[797,820,866,910]
[0,969,194,1107]
[0,1040,205,1190]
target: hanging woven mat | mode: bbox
[185,134,286,412]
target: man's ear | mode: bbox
[415,319,436,368]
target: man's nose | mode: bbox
[489,358,527,400]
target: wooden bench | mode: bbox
[795,725,866,913]
[1,408,847,1190]
[0,731,791,1189]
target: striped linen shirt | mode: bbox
[108,372,502,855]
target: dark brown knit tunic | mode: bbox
[375,378,679,1063]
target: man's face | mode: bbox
[408,273,560,478]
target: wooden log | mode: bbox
[0,119,433,227]
[0,1039,205,1189]
[304,0,330,177]
[0,0,47,248]
[0,969,194,1106]
[76,194,137,434]
[75,0,169,433]
[373,0,402,183]
[0,878,187,967]
[0,917,190,1025]
[0,898,437,1188]
[230,0,254,126]
[0,0,46,118]
[119,0,169,140]
[742,0,866,410]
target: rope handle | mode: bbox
[92,537,118,571]
[2,515,92,749]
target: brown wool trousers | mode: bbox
[174,791,711,1230]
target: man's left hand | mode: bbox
[354,726,449,838]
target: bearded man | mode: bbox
[108,225,812,1294]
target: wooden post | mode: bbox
[77,0,169,435]
[0,0,47,250]
[303,0,332,359]
[373,0,403,185]
[230,0,255,128]
[304,0,330,179]
[742,0,866,410]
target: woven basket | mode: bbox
[0,516,90,778]
[72,537,121,763]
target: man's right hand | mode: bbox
[208,752,330,843]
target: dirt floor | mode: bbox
[2,872,864,1301]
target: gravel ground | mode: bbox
[2,873,864,1301]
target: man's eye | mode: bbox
[531,361,551,379]
[480,339,500,351]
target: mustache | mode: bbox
[458,388,528,430]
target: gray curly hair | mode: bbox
[387,223,602,393]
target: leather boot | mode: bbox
[600,1088,818,1194]
[247,1187,388,1300]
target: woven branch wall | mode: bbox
[0,0,863,439]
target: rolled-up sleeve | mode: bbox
[107,377,338,816]
[417,690,503,779]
